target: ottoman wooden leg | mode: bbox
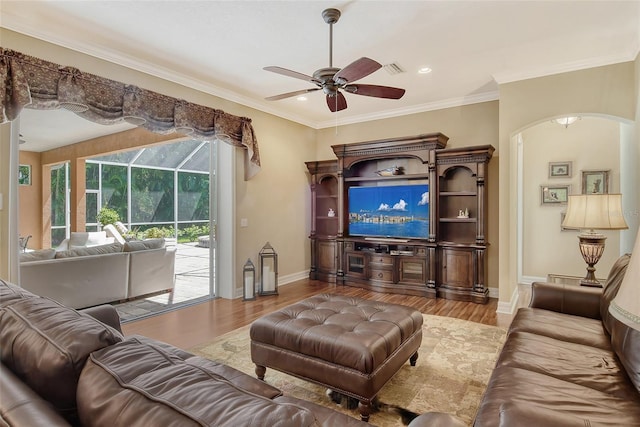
[410,351,419,366]
[255,365,266,380]
[358,400,372,422]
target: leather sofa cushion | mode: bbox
[0,296,123,422]
[498,401,608,427]
[77,338,320,427]
[508,307,610,349]
[124,238,165,252]
[474,366,640,427]
[600,254,631,334]
[54,242,123,258]
[496,331,635,399]
[0,279,37,306]
[128,335,283,399]
[274,396,370,426]
[19,248,57,262]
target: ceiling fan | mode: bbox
[263,8,406,112]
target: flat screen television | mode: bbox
[348,184,429,239]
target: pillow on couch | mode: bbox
[19,248,57,263]
[55,242,123,259]
[69,231,109,249]
[0,294,123,423]
[124,238,165,252]
[77,338,319,427]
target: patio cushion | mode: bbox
[124,238,165,252]
[68,231,109,249]
[55,242,123,259]
[19,248,56,262]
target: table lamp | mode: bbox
[609,228,640,330]
[562,194,628,286]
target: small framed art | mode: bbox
[548,161,572,178]
[541,184,570,204]
[581,170,609,194]
[18,165,31,186]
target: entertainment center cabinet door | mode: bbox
[438,246,488,303]
[314,239,337,283]
[345,251,367,279]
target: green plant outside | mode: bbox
[97,207,120,226]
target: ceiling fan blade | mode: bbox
[263,66,320,84]
[333,57,381,84]
[326,91,347,112]
[344,84,406,99]
[265,88,321,101]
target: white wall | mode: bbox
[521,117,621,281]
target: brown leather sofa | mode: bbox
[0,280,446,427]
[472,254,640,426]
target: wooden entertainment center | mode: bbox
[305,133,494,303]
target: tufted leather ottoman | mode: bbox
[250,293,423,421]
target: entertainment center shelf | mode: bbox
[306,133,494,303]
[344,173,430,183]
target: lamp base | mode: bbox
[577,232,606,288]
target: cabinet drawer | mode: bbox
[370,255,393,265]
[370,269,394,282]
[344,242,355,251]
[415,248,427,256]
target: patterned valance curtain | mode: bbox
[0,48,260,179]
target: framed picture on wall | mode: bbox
[18,165,31,186]
[548,161,572,178]
[541,184,570,204]
[581,170,610,194]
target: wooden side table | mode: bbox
[546,273,605,288]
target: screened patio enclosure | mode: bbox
[85,139,212,240]
[49,138,217,320]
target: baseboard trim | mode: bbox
[487,286,498,299]
[278,270,309,286]
[496,286,520,315]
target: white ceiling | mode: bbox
[2,1,639,151]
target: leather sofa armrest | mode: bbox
[80,305,123,334]
[0,363,71,426]
[530,282,602,319]
[407,412,466,427]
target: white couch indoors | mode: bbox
[19,236,176,309]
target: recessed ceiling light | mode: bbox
[418,67,432,74]
[296,96,307,101]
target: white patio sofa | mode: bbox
[19,238,176,309]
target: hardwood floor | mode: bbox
[123,279,528,350]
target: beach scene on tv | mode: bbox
[348,184,429,239]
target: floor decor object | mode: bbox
[190,314,506,426]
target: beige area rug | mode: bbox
[190,314,506,427]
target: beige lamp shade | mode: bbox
[562,194,628,231]
[609,229,640,330]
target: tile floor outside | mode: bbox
[114,242,214,322]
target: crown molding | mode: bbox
[493,47,639,84]
[315,91,499,129]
